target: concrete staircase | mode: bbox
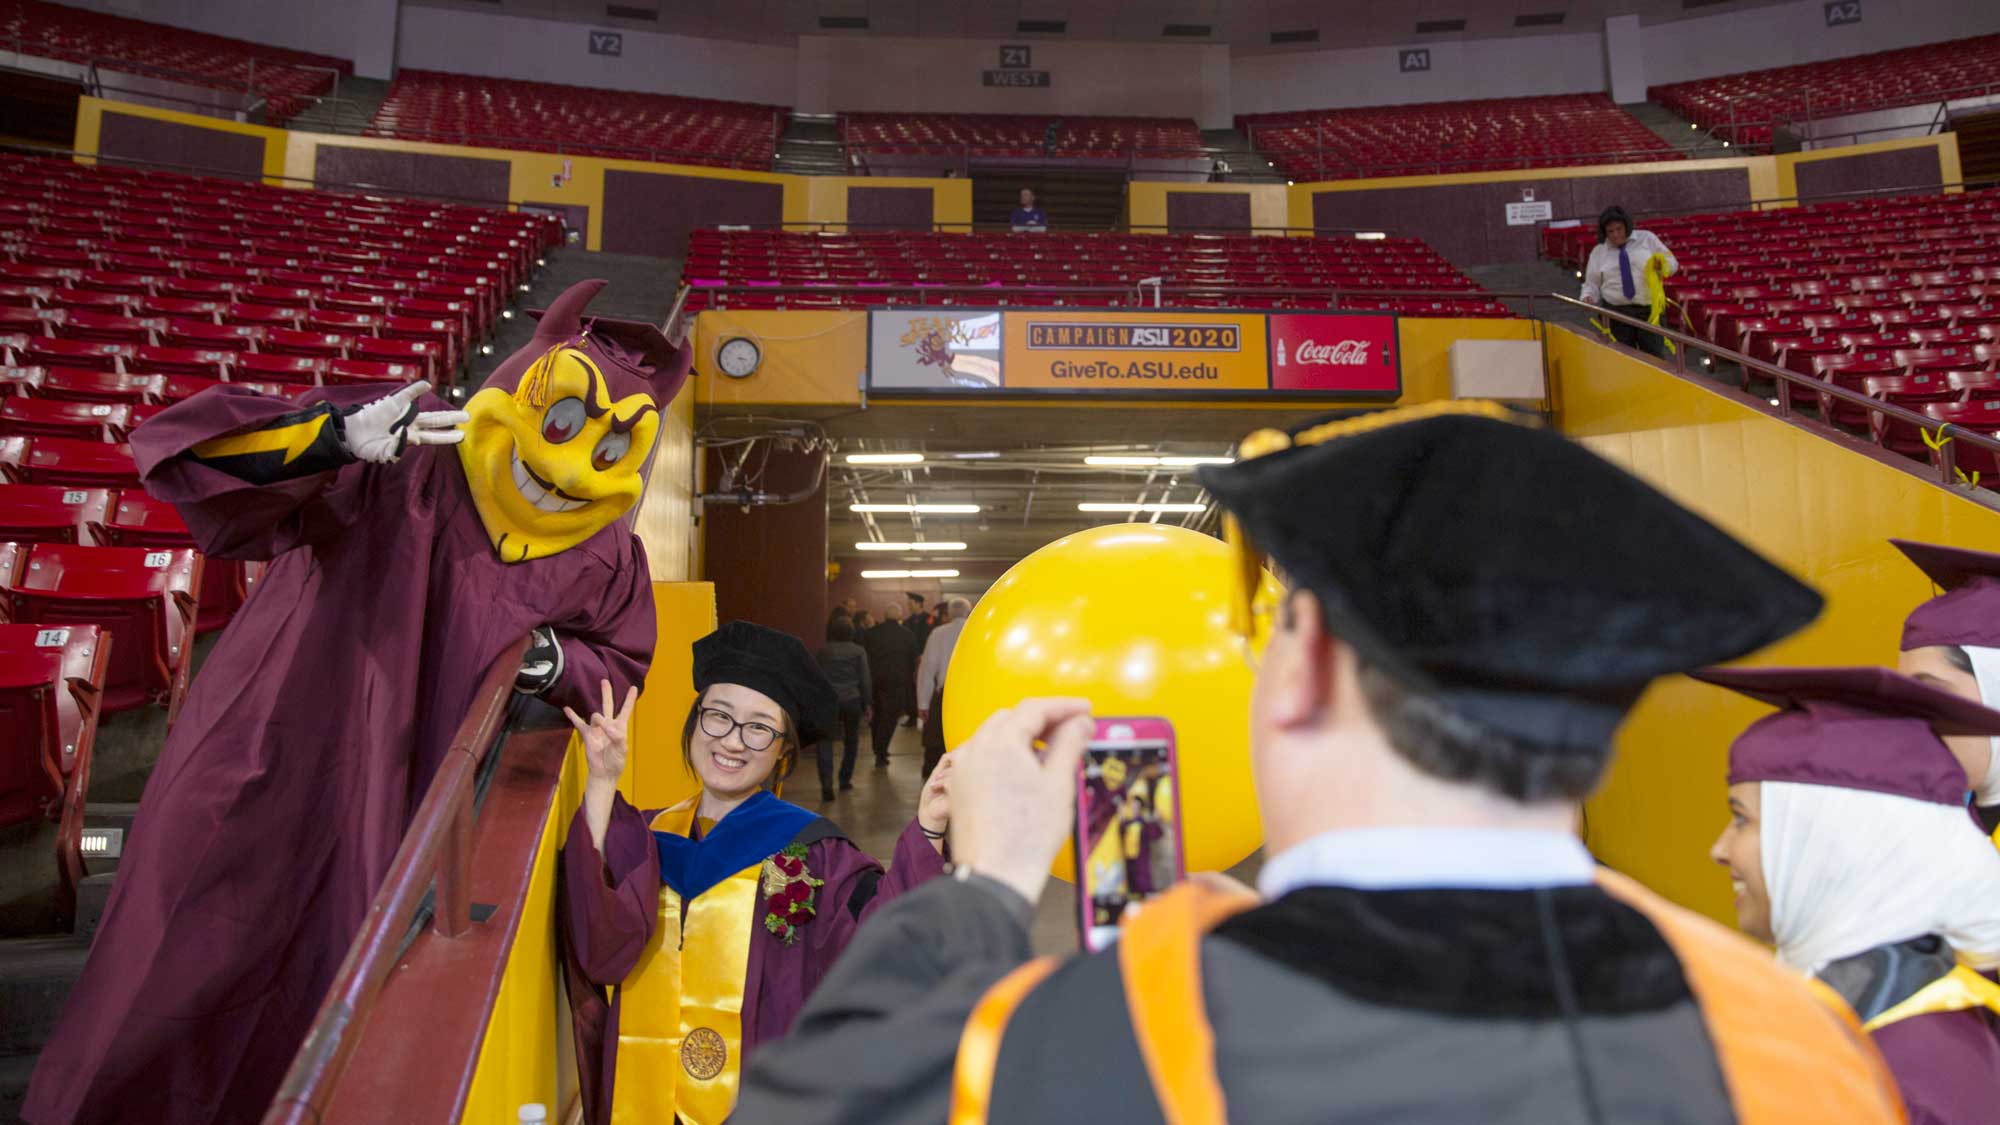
[774,112,848,176]
[284,76,392,136]
[1200,127,1289,183]
[1624,101,1736,160]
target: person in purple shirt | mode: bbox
[560,620,950,1125]
[1706,665,2000,1124]
[1010,187,1048,231]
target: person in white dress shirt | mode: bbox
[916,595,970,779]
[1580,204,1679,359]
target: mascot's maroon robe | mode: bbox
[562,795,945,1125]
[23,385,657,1125]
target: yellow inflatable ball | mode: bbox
[944,523,1273,878]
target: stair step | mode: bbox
[74,875,114,943]
[0,1050,36,1123]
[0,936,89,1055]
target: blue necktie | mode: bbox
[1618,246,1635,303]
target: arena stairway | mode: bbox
[775,112,849,176]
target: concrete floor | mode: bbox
[834,722,1261,956]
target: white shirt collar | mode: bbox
[1257,826,1596,900]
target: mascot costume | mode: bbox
[24,280,689,1125]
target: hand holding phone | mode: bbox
[1075,717,1185,952]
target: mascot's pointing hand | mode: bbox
[340,381,471,464]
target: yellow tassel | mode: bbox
[1921,427,1952,455]
[1644,253,1677,357]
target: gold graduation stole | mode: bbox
[1862,964,2000,1032]
[611,800,761,1125]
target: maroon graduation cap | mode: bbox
[1697,665,2000,805]
[1895,539,2000,652]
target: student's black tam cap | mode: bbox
[693,621,839,747]
[1197,401,1824,751]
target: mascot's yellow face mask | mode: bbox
[458,343,661,562]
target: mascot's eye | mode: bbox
[541,397,586,444]
[592,430,631,471]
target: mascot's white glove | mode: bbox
[517,625,565,695]
[338,381,470,464]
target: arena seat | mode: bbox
[0,621,110,930]
[0,485,112,546]
[841,113,1204,160]
[0,0,348,124]
[1866,373,1960,456]
[0,541,198,715]
[0,436,138,489]
[683,229,1501,313]
[1238,94,1677,181]
[0,399,127,441]
[1652,33,2000,149]
[98,491,242,633]
[366,70,781,168]
[1927,398,2000,486]
[0,152,559,385]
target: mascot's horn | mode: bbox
[535,278,610,340]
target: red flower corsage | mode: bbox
[761,843,823,946]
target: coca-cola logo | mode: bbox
[1293,339,1370,366]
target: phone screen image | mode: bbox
[1076,723,1182,952]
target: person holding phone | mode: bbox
[559,621,951,1125]
[735,405,1904,1124]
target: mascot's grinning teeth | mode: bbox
[511,450,589,514]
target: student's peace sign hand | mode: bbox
[566,678,639,784]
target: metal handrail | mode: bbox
[262,635,531,1125]
[696,220,1404,237]
[1551,294,2000,488]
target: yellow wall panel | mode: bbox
[1393,316,1541,405]
[1550,325,2000,923]
[631,381,698,582]
[625,581,717,811]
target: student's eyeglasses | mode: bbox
[698,707,784,752]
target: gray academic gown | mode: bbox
[736,877,1899,1124]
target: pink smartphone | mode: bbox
[1074,717,1186,952]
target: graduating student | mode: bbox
[1704,665,2000,1124]
[1895,539,2000,835]
[735,403,1904,1125]
[560,621,950,1125]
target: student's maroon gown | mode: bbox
[561,794,946,1125]
[25,386,657,1125]
[1872,1007,2000,1125]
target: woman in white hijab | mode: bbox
[1705,665,2000,1125]
[1895,539,2000,836]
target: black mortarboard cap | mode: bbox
[1197,403,1824,752]
[692,621,839,747]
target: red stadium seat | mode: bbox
[0,542,199,715]
[0,484,112,545]
[1926,398,2000,485]
[0,436,139,488]
[1867,373,1960,457]
[38,369,165,404]
[0,398,128,441]
[325,358,422,386]
[261,328,351,360]
[17,338,131,373]
[0,621,110,929]
[99,491,242,632]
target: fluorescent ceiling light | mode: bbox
[849,503,981,514]
[854,541,968,551]
[862,569,961,579]
[1077,502,1207,514]
[1355,231,1388,240]
[1084,455,1233,467]
[845,453,925,465]
[951,451,1003,460]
